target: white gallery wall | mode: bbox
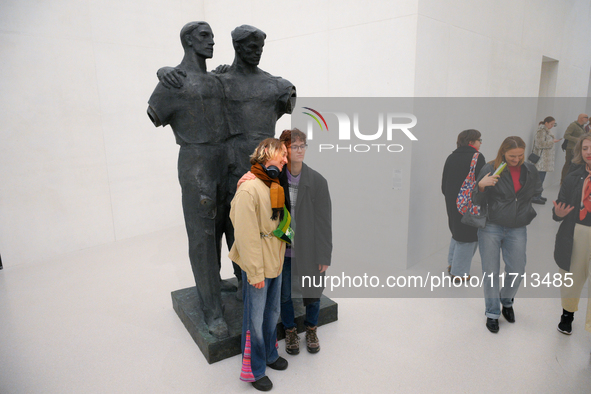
[0,0,590,268]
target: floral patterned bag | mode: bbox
[456,153,486,228]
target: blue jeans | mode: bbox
[281,257,320,328]
[447,237,478,277]
[478,223,527,319]
[240,270,281,382]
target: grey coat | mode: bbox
[284,163,332,299]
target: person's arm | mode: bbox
[535,129,554,149]
[552,180,575,222]
[530,165,543,197]
[475,153,486,178]
[473,165,497,205]
[231,189,265,285]
[563,123,579,144]
[314,176,332,272]
[441,158,449,195]
[237,171,256,189]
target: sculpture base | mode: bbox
[171,277,338,364]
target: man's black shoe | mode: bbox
[486,318,499,333]
[531,198,545,205]
[252,376,273,392]
[540,196,547,202]
[502,306,515,323]
[267,356,288,371]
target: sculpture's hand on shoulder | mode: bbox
[157,67,186,89]
[212,64,230,74]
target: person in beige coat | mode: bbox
[531,116,561,204]
[230,138,290,392]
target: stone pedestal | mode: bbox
[171,277,338,364]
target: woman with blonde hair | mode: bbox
[230,138,290,391]
[472,136,543,333]
[553,133,591,337]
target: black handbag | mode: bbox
[461,208,487,229]
[561,138,568,151]
[528,152,540,164]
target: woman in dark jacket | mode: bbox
[553,133,591,336]
[441,129,486,279]
[473,136,542,333]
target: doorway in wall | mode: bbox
[535,56,559,186]
[536,56,559,121]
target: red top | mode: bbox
[509,165,522,193]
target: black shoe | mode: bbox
[267,356,288,371]
[557,310,574,335]
[540,196,547,202]
[486,318,499,333]
[531,198,545,205]
[252,376,273,391]
[502,306,515,323]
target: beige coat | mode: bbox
[229,178,286,284]
[532,124,556,172]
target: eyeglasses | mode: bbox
[478,139,483,142]
[290,144,308,152]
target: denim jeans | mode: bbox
[447,237,478,277]
[281,257,321,329]
[240,270,281,382]
[478,223,527,319]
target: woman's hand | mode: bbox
[553,201,575,218]
[478,172,500,191]
[237,171,256,188]
[553,138,562,143]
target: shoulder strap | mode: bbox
[467,152,479,181]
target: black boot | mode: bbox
[557,309,574,335]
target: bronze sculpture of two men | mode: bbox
[147,22,296,338]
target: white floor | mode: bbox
[1,184,590,393]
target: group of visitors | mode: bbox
[442,117,591,339]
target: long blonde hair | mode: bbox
[492,136,526,170]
